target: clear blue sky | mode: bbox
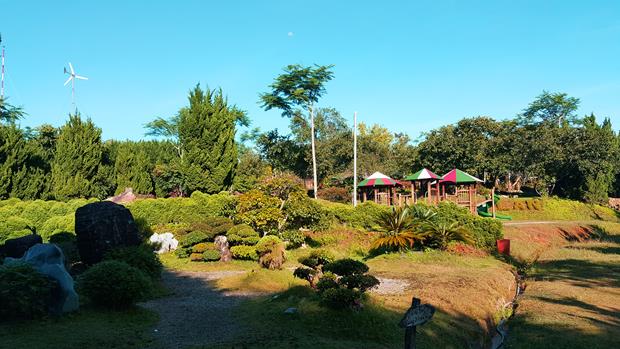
[2,0,619,141]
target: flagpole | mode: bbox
[353,111,358,207]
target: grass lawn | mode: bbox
[0,307,158,349]
[191,248,516,349]
[503,222,620,349]
[497,198,619,222]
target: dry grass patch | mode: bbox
[367,251,516,344]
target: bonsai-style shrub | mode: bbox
[255,235,286,269]
[202,250,221,262]
[179,231,209,248]
[77,260,152,309]
[230,245,259,260]
[281,229,306,249]
[104,245,163,279]
[295,257,379,309]
[226,224,260,246]
[293,250,335,288]
[0,263,57,320]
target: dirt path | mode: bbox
[140,269,257,349]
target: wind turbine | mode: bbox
[64,62,88,107]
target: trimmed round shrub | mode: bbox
[189,253,204,261]
[175,247,190,258]
[192,242,216,253]
[316,275,339,294]
[180,231,209,248]
[202,250,221,262]
[227,224,260,246]
[104,245,163,279]
[281,229,306,249]
[77,261,152,309]
[230,245,258,261]
[0,263,57,320]
[255,235,286,270]
[323,259,369,276]
[340,274,380,292]
[298,249,334,269]
[319,288,360,309]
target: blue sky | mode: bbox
[2,0,619,141]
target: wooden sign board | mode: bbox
[399,298,435,328]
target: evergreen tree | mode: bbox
[178,85,243,194]
[114,143,154,195]
[51,114,104,200]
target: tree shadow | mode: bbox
[531,258,620,288]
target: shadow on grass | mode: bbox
[506,313,620,349]
[530,295,620,327]
[201,284,500,349]
[531,258,620,288]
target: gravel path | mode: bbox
[372,277,409,295]
[140,269,255,349]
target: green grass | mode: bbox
[198,286,472,349]
[498,198,618,222]
[0,307,158,349]
[505,222,620,349]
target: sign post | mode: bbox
[399,297,435,349]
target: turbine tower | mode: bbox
[1,33,5,99]
[63,62,88,107]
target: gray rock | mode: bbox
[1,233,42,258]
[4,243,79,313]
[74,201,141,265]
[149,232,179,254]
[214,235,232,262]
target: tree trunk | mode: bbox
[310,104,318,199]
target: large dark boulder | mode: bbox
[75,201,140,265]
[0,234,43,258]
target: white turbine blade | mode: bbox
[75,75,88,80]
[69,62,74,75]
[64,76,73,86]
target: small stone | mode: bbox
[284,307,297,314]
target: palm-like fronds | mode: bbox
[419,221,473,250]
[371,206,425,251]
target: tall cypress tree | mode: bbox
[178,85,242,194]
[51,114,103,200]
[114,143,154,195]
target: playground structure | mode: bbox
[357,168,511,219]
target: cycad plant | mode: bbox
[371,205,425,251]
[419,221,473,250]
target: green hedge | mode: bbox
[0,198,96,244]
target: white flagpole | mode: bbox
[353,111,358,207]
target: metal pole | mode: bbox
[310,104,318,199]
[353,111,358,207]
[1,37,5,99]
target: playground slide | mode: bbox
[477,206,512,220]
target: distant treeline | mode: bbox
[1,88,618,204]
